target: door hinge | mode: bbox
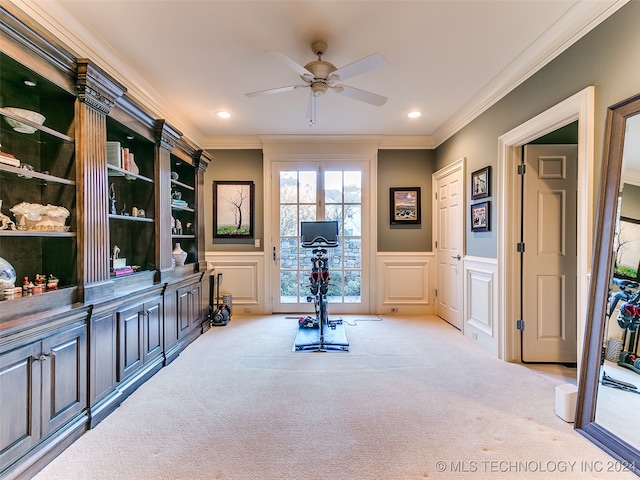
[516,319,525,331]
[435,192,438,199]
[516,242,525,253]
[434,289,438,298]
[435,241,438,248]
[517,164,526,175]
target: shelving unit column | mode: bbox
[76,60,126,300]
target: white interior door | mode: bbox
[434,160,464,330]
[521,144,578,362]
[271,161,369,314]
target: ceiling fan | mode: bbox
[245,41,388,126]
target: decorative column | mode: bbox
[193,149,211,272]
[154,120,181,277]
[76,59,126,300]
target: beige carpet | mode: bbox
[34,315,636,479]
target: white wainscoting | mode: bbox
[463,255,499,357]
[375,252,436,315]
[206,252,265,314]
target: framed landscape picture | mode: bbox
[471,166,491,200]
[471,201,490,232]
[213,181,254,238]
[390,187,421,225]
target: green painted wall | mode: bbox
[377,150,435,251]
[204,149,263,252]
[435,0,640,258]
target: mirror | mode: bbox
[577,93,640,474]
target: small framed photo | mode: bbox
[471,166,491,200]
[390,187,421,225]
[213,181,254,238]
[471,201,490,232]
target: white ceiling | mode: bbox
[15,0,628,148]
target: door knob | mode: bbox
[451,255,461,260]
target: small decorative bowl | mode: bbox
[4,107,46,134]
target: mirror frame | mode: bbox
[576,92,640,475]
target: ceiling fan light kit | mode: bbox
[246,41,387,126]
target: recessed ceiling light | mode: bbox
[23,79,37,87]
[217,111,231,119]
[407,111,421,119]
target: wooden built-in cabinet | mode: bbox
[0,5,212,479]
[0,308,89,479]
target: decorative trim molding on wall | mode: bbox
[375,252,436,315]
[463,256,499,357]
[205,251,265,314]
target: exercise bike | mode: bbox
[293,221,349,352]
[601,276,640,393]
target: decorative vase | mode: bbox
[0,256,17,290]
[172,243,187,266]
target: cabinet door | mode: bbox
[41,323,87,437]
[143,298,163,363]
[176,286,194,339]
[90,311,117,405]
[0,342,42,470]
[117,305,144,381]
[188,283,202,331]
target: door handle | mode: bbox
[273,246,277,262]
[451,255,461,260]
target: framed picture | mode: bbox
[390,187,421,225]
[213,181,254,238]
[471,166,491,200]
[614,216,640,279]
[471,201,490,232]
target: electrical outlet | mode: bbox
[390,307,398,313]
[243,307,252,314]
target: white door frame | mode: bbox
[262,141,378,314]
[498,86,595,364]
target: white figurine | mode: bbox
[0,200,16,230]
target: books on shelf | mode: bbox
[171,199,188,207]
[0,151,20,167]
[106,141,122,168]
[111,266,134,277]
[107,143,138,175]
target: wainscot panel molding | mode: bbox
[206,252,265,314]
[463,256,499,357]
[375,253,435,315]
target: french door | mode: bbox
[271,161,369,313]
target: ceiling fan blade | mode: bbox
[267,50,314,78]
[332,84,387,106]
[329,53,387,83]
[246,84,307,97]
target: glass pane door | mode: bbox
[272,162,367,313]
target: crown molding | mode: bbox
[431,0,629,147]
[202,134,434,150]
[7,0,205,145]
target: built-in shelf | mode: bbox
[0,230,75,237]
[171,178,194,191]
[0,163,76,185]
[0,107,75,142]
[107,165,153,183]
[171,204,194,213]
[108,214,154,223]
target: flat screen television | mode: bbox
[301,221,339,247]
